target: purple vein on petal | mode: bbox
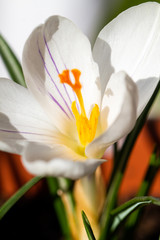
[63,82,72,105]
[48,92,70,119]
[43,34,72,105]
[0,129,45,136]
[37,41,73,118]
[43,34,59,74]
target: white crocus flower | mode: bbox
[0,2,160,179]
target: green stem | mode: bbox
[46,177,74,240]
[57,177,75,223]
[100,172,123,240]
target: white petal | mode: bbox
[22,15,100,129]
[93,2,160,114]
[0,78,56,154]
[22,142,105,180]
[136,78,159,116]
[101,71,138,130]
[86,71,138,158]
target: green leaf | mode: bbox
[124,147,160,232]
[82,211,96,240]
[100,80,160,240]
[119,81,160,173]
[0,176,42,220]
[110,196,160,232]
[109,81,160,189]
[136,146,160,197]
[0,34,26,87]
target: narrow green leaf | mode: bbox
[124,147,160,232]
[0,34,26,87]
[100,81,160,240]
[53,196,72,240]
[136,147,160,197]
[108,81,160,191]
[113,142,118,164]
[110,196,160,232]
[0,176,42,219]
[82,211,96,240]
[119,81,160,172]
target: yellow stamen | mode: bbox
[72,101,99,146]
[59,69,99,146]
[59,69,86,116]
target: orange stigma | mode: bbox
[59,69,82,93]
[59,69,99,146]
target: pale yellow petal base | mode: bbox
[61,168,105,240]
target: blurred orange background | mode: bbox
[0,120,159,203]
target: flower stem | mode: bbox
[99,171,123,240]
[46,177,74,240]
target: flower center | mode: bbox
[59,69,99,146]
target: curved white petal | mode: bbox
[22,15,100,132]
[22,142,105,179]
[136,78,159,116]
[100,71,138,131]
[93,2,160,114]
[86,72,138,158]
[0,78,56,154]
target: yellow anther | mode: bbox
[72,101,99,146]
[59,69,100,146]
